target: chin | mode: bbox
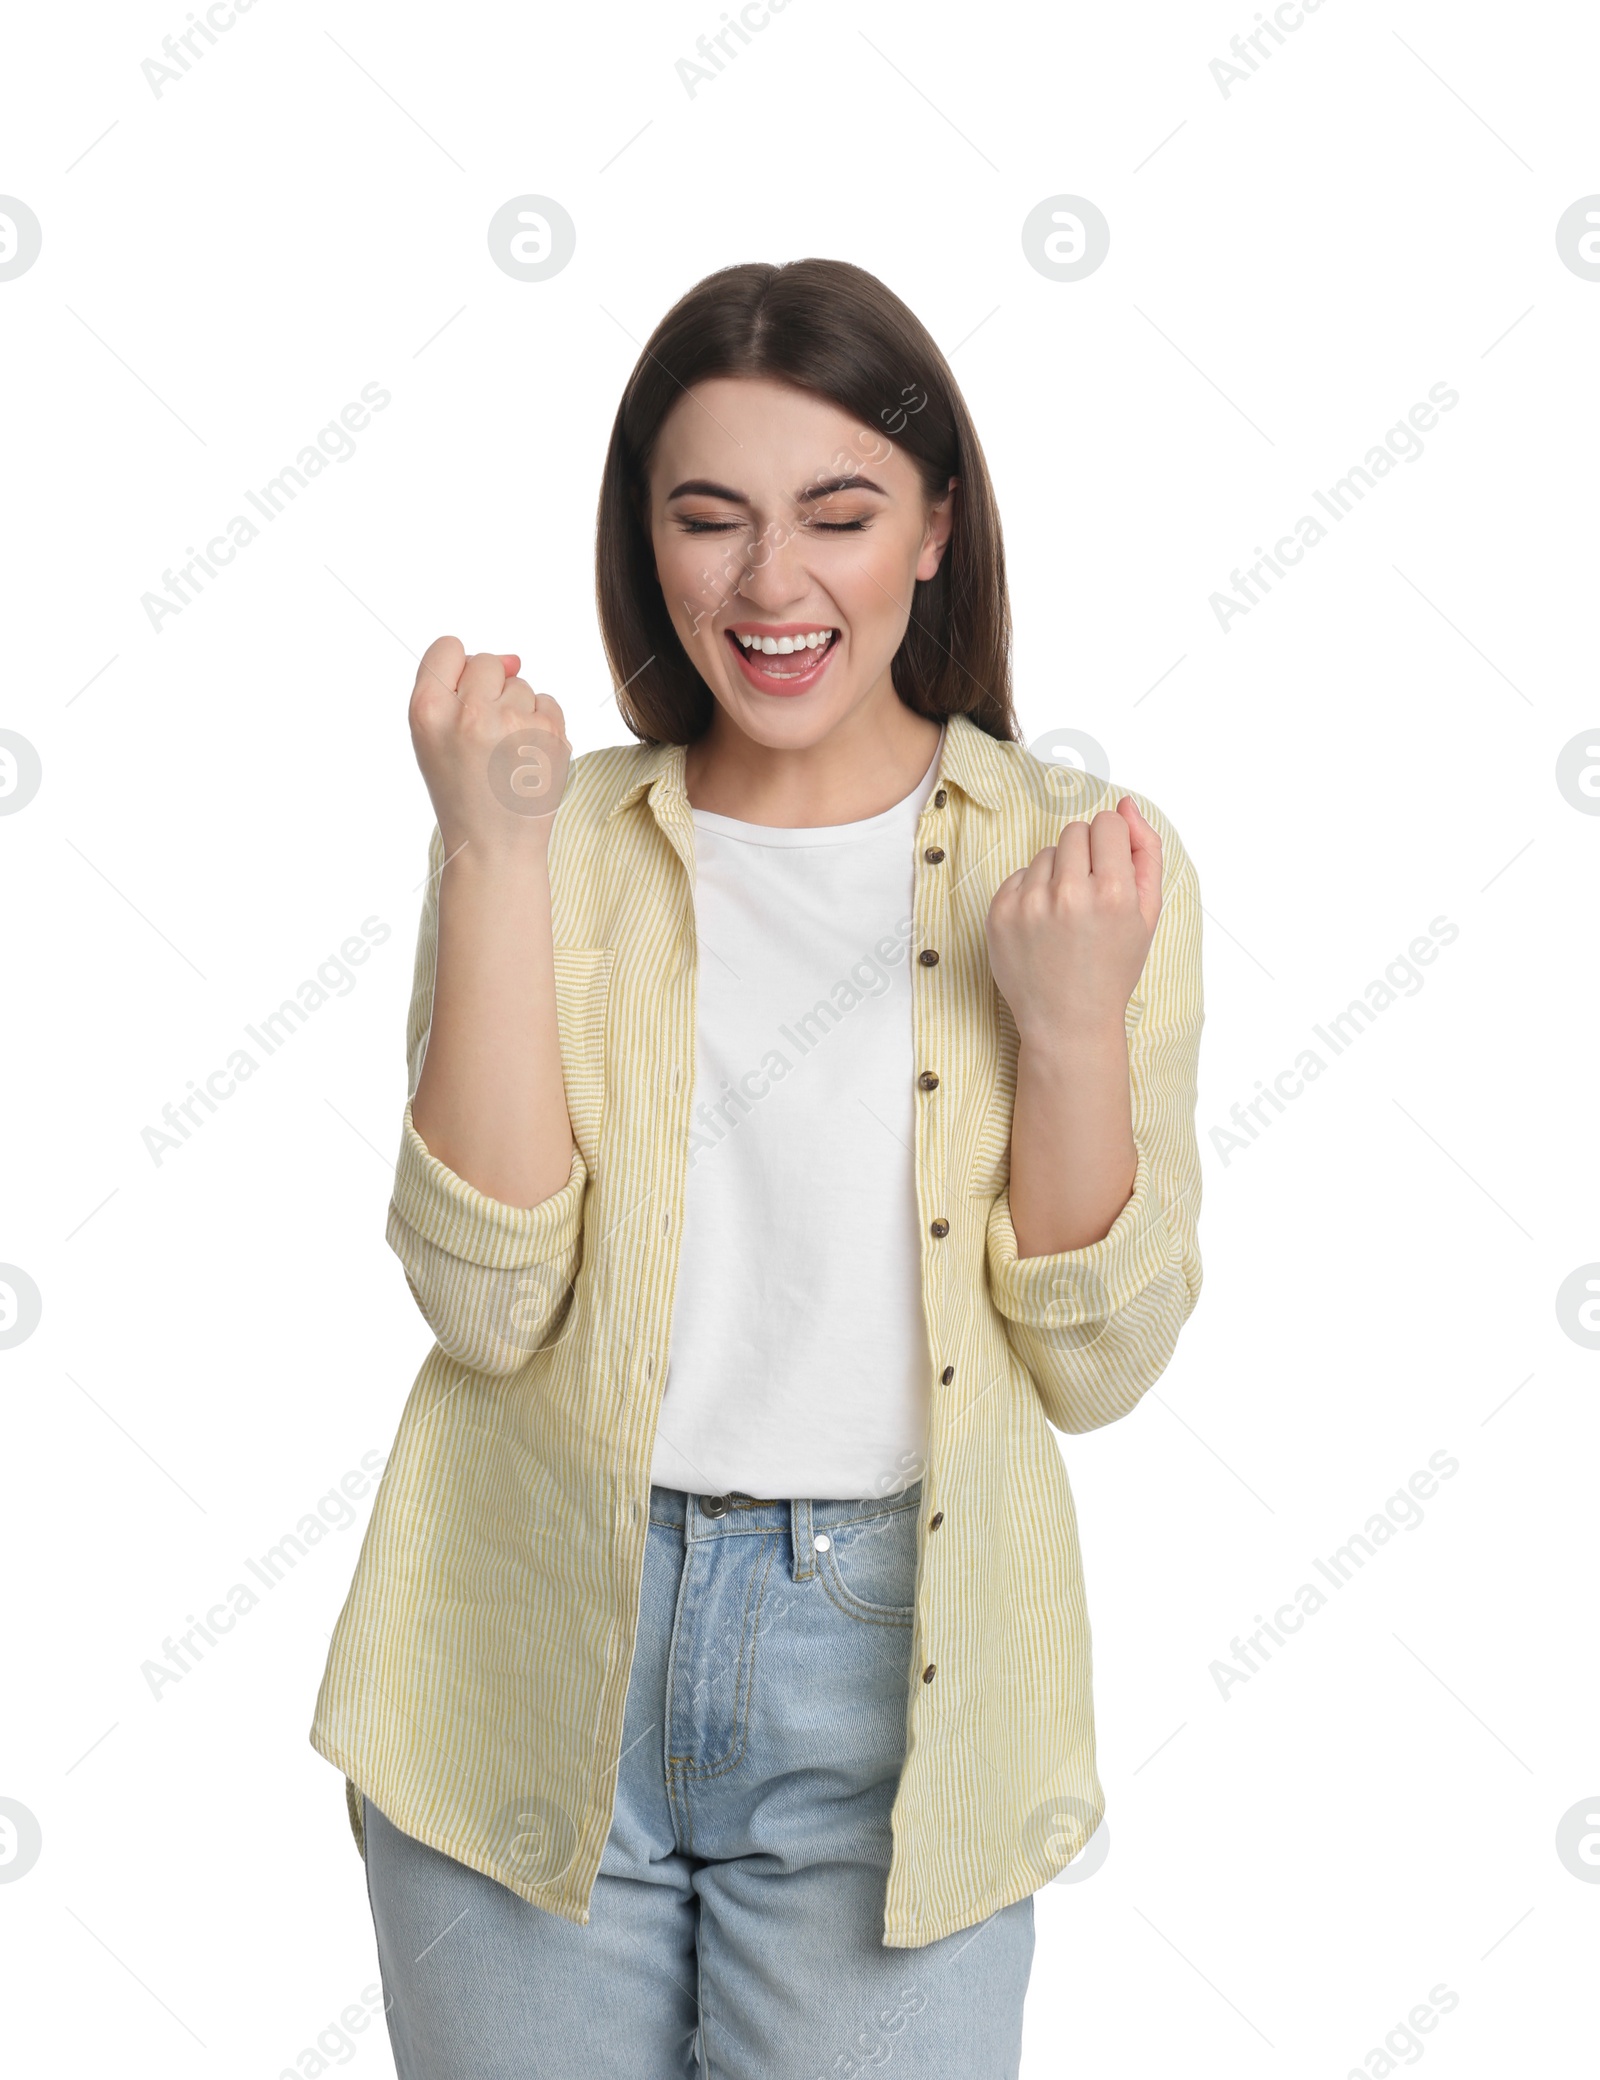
[720,683,859,747]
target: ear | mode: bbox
[916,476,959,582]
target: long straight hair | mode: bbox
[594,259,1018,747]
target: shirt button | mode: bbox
[917,1070,940,1091]
[918,948,940,967]
[930,1218,949,1238]
[923,846,945,864]
[928,1511,945,1531]
[940,1365,954,1384]
[699,1494,730,1518]
[933,788,947,807]
[922,1663,937,1683]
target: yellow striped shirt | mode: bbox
[309,708,1204,1948]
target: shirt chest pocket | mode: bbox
[551,947,615,1171]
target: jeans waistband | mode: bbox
[647,1481,924,1572]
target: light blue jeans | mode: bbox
[362,1480,1035,2077]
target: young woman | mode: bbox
[311,257,1204,2078]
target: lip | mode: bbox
[723,626,840,698]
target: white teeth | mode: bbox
[736,630,834,654]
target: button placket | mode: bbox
[916,780,956,1598]
[911,795,950,1264]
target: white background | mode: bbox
[3,1,1597,2073]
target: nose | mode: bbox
[734,525,812,615]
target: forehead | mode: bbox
[649,374,911,493]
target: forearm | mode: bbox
[410,835,574,1208]
[1008,1020,1137,1259]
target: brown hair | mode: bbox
[594,258,1018,747]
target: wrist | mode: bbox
[436,838,553,904]
[1016,1013,1128,1062]
[438,819,554,874]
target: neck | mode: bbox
[684,691,942,827]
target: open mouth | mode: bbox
[724,626,840,694]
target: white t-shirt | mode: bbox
[648,729,945,1501]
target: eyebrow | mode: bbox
[664,474,889,504]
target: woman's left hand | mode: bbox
[984,797,1165,1045]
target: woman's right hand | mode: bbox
[408,635,572,858]
[406,636,576,1209]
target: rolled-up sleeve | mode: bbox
[985,844,1203,1433]
[385,827,589,1374]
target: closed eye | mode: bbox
[675,516,871,534]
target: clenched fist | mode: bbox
[984,798,1164,1045]
[408,635,572,858]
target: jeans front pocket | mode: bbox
[818,1500,919,1626]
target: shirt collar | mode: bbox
[934,710,1009,810]
[602,708,1010,823]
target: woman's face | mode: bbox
[645,374,955,748]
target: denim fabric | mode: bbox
[362,1480,1035,2078]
